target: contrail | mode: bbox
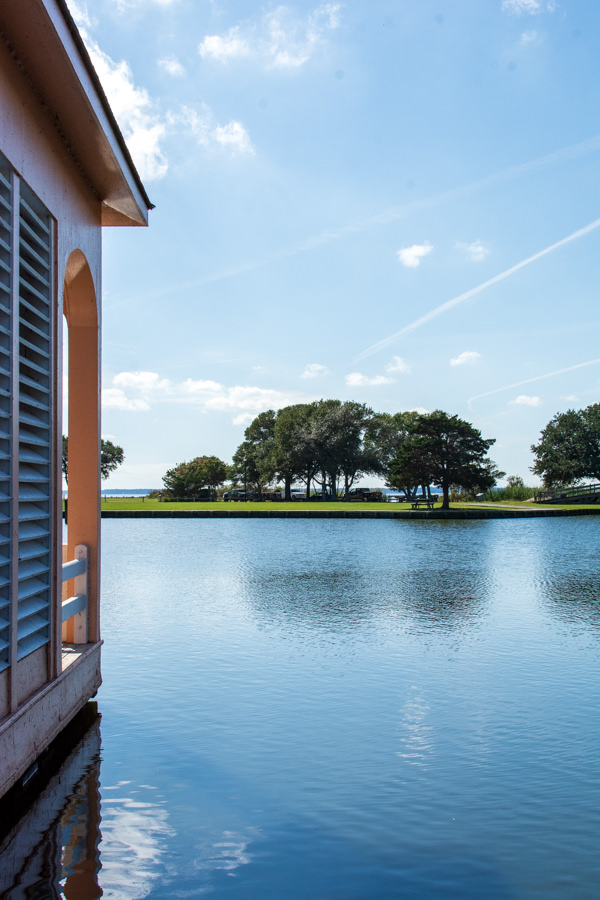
[356,217,600,361]
[116,134,600,305]
[468,357,600,407]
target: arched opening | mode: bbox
[62,250,100,644]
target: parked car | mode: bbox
[290,489,306,501]
[223,489,247,501]
[346,487,383,502]
[223,489,263,501]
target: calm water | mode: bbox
[2,517,600,898]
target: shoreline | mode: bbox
[99,506,600,520]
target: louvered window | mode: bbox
[0,152,55,671]
[0,158,12,672]
[17,184,53,659]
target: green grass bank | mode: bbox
[95,498,600,520]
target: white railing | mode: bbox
[61,544,88,643]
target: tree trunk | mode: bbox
[329,473,337,501]
[305,474,311,500]
[284,475,292,501]
[441,482,450,509]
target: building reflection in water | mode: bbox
[0,708,102,899]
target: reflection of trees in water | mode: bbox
[396,567,488,629]
[243,542,491,634]
[245,569,377,632]
[539,573,600,630]
[535,520,600,632]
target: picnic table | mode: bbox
[410,497,438,510]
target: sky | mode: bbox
[65,0,600,490]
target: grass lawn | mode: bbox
[100,498,416,512]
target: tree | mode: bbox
[62,435,125,482]
[531,403,600,487]
[231,410,278,495]
[387,410,503,509]
[100,440,125,480]
[274,403,320,499]
[366,411,420,498]
[309,400,380,499]
[162,455,227,500]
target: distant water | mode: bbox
[2,517,600,898]
[63,488,154,498]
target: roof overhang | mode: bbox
[0,0,152,226]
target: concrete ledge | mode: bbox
[0,642,101,800]
[101,507,600,520]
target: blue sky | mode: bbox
[66,0,600,489]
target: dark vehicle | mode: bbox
[346,487,383,502]
[223,489,262,501]
[223,489,247,501]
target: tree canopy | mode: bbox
[62,435,125,482]
[387,410,503,509]
[236,401,382,500]
[162,455,228,500]
[531,403,600,487]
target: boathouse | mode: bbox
[0,0,150,801]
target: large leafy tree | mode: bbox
[531,403,600,487]
[309,400,380,499]
[366,411,420,497]
[274,403,320,499]
[162,455,227,500]
[62,435,125,482]
[387,410,503,509]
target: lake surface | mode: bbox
[2,517,600,898]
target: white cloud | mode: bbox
[450,351,481,367]
[232,413,256,427]
[386,356,411,375]
[520,29,541,45]
[113,371,170,392]
[345,372,394,386]
[76,33,169,180]
[102,388,151,411]
[159,55,185,77]
[199,29,252,62]
[199,3,341,70]
[67,13,254,175]
[456,239,489,262]
[396,241,433,268]
[502,0,555,13]
[169,106,254,156]
[102,371,309,417]
[301,363,330,379]
[182,380,302,412]
[510,394,542,406]
[66,0,95,30]
[213,121,255,155]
